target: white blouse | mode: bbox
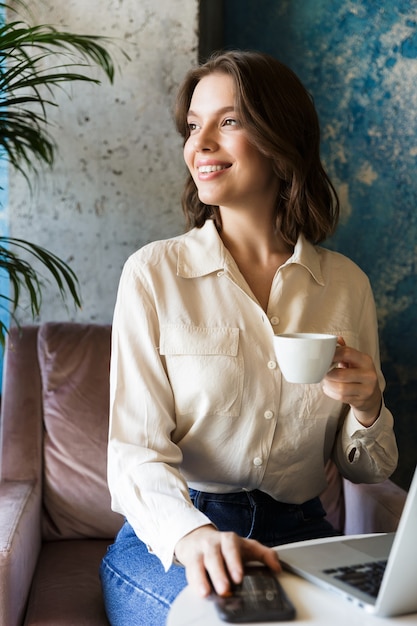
[108,219,398,570]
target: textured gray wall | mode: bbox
[9,0,198,323]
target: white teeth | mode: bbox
[198,165,227,173]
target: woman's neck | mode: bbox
[218,211,293,311]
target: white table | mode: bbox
[167,570,417,626]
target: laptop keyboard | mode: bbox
[323,560,387,598]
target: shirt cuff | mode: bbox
[340,401,397,478]
[344,400,392,438]
[154,512,214,572]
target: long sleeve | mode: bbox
[334,284,398,481]
[108,257,212,570]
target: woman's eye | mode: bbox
[187,122,198,132]
[223,118,239,127]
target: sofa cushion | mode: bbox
[23,539,110,625]
[38,322,123,540]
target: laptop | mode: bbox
[276,466,417,617]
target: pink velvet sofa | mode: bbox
[0,322,408,626]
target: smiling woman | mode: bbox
[100,50,398,626]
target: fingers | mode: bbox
[186,545,229,598]
[201,533,280,597]
[185,556,213,597]
[176,527,240,597]
[175,526,281,598]
[175,525,214,596]
[218,532,245,585]
[326,344,377,390]
[323,339,382,425]
[239,537,281,573]
[336,335,346,347]
[202,532,242,596]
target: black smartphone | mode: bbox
[211,564,296,623]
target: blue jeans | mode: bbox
[100,490,338,625]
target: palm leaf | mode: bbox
[0,2,125,343]
[0,18,119,176]
[0,237,82,345]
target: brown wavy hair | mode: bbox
[175,50,339,245]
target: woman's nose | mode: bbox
[193,126,217,151]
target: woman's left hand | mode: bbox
[322,337,382,427]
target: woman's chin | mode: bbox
[198,192,221,206]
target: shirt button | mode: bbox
[217,270,225,277]
[267,360,277,369]
[270,316,280,326]
[264,410,274,420]
[253,457,263,467]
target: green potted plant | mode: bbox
[0,1,119,344]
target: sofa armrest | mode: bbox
[0,480,41,626]
[343,478,407,535]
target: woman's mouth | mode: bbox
[198,164,229,173]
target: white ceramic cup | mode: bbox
[273,333,338,384]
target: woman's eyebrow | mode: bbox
[187,106,236,118]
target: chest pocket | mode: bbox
[160,325,243,417]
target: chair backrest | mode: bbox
[0,325,43,484]
[0,322,123,540]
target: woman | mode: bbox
[100,50,398,625]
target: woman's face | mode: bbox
[183,72,278,214]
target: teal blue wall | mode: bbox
[223,0,417,490]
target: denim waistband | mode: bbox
[187,488,334,546]
[188,488,324,514]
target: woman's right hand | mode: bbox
[174,524,281,597]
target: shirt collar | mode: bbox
[177,220,325,286]
[287,234,325,286]
[177,220,227,278]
